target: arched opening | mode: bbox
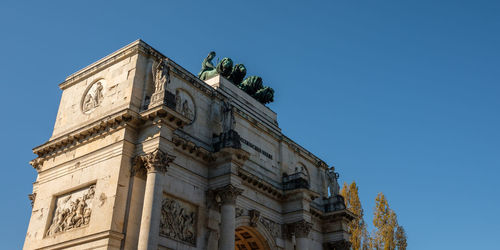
[235,226,270,250]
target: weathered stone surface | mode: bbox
[24,40,353,250]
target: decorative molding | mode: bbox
[28,193,36,207]
[30,158,44,171]
[134,149,175,175]
[140,104,190,128]
[59,40,142,90]
[172,135,214,163]
[286,220,312,238]
[159,196,197,246]
[46,185,96,236]
[238,168,284,200]
[235,207,245,218]
[211,184,243,205]
[260,216,282,239]
[249,209,260,227]
[32,110,138,160]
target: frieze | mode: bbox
[159,196,197,245]
[46,185,95,236]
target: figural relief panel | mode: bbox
[160,195,197,245]
[81,80,105,114]
[46,185,95,237]
[175,89,195,123]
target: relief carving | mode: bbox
[46,185,95,236]
[249,209,260,227]
[235,207,245,218]
[82,81,105,114]
[260,216,282,239]
[160,196,197,245]
[175,89,195,122]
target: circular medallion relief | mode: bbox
[175,89,196,123]
[81,80,106,114]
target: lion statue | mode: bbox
[199,57,233,80]
[239,76,274,104]
[240,76,263,96]
[228,64,247,86]
[253,86,274,104]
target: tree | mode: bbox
[341,181,369,250]
[395,226,407,250]
[372,193,398,250]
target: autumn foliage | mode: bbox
[341,182,407,250]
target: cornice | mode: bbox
[59,39,146,90]
[283,187,320,202]
[140,104,191,128]
[238,168,284,200]
[322,209,356,222]
[32,109,139,159]
[172,134,214,163]
[212,147,250,167]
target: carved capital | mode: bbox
[29,158,44,171]
[287,220,313,238]
[134,149,175,175]
[212,184,243,205]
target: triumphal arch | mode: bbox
[24,40,354,250]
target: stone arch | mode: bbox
[236,216,276,250]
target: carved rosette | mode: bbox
[135,149,175,175]
[213,184,243,205]
[287,220,313,238]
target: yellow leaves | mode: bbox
[341,186,407,250]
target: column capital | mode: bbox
[212,184,243,205]
[287,220,313,238]
[134,148,175,175]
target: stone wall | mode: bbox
[25,40,352,250]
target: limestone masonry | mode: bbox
[24,40,354,250]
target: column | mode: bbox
[213,184,243,250]
[137,149,174,250]
[289,220,312,250]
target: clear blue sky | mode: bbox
[1,1,498,249]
